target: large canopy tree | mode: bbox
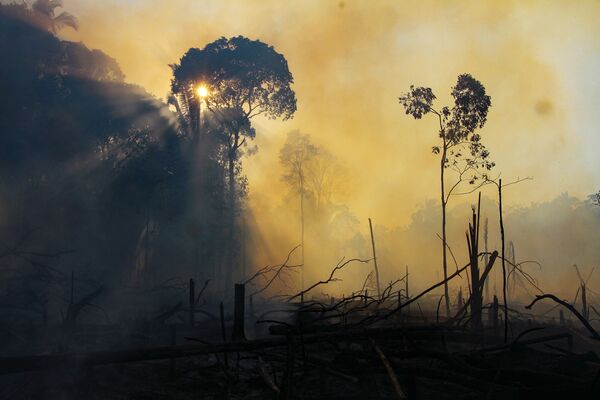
[170,36,297,282]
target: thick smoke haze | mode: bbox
[2,3,600,398]
[53,0,600,297]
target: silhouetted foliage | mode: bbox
[170,36,297,283]
[399,73,493,316]
[2,0,78,34]
[171,36,296,121]
[0,4,191,321]
[399,74,493,172]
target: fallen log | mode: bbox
[0,325,459,375]
[467,332,573,354]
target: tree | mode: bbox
[306,148,345,213]
[399,74,494,316]
[170,36,297,282]
[0,3,188,318]
[2,0,80,33]
[280,131,319,289]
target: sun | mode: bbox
[196,85,208,98]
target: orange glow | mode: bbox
[196,85,208,98]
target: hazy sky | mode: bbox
[61,0,600,226]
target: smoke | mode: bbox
[57,0,600,298]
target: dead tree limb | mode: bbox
[154,301,183,323]
[525,294,600,340]
[195,279,210,305]
[248,245,302,298]
[375,260,472,322]
[371,339,407,399]
[257,356,280,394]
[64,285,105,328]
[368,218,381,298]
[288,258,371,302]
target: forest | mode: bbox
[0,1,600,399]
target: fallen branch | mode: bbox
[288,258,371,302]
[525,294,600,340]
[257,356,279,394]
[374,260,473,322]
[371,339,407,399]
[64,285,105,328]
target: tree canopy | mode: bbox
[170,36,297,123]
[399,73,493,172]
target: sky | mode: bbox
[59,0,600,227]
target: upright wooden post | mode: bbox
[581,283,588,320]
[70,271,74,305]
[232,283,246,341]
[368,218,381,298]
[405,265,410,318]
[219,301,229,368]
[498,179,509,343]
[483,217,490,303]
[188,278,195,328]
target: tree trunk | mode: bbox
[484,218,489,303]
[498,179,508,343]
[300,173,305,292]
[232,283,246,341]
[227,131,239,286]
[441,146,450,317]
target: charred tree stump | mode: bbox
[368,218,382,298]
[491,295,499,329]
[232,283,246,341]
[466,193,483,330]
